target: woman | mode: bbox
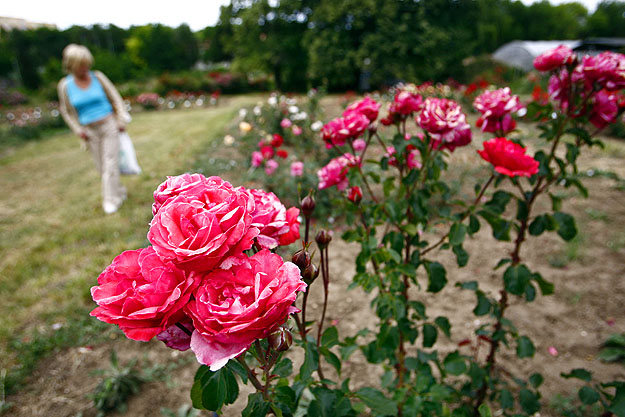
[58,44,130,214]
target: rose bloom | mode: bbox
[239,121,252,133]
[251,151,264,168]
[386,146,422,169]
[321,113,369,148]
[317,153,359,190]
[548,69,572,111]
[185,250,306,371]
[533,45,576,72]
[271,134,284,147]
[290,161,304,177]
[248,188,291,250]
[260,145,274,160]
[391,91,423,115]
[265,159,279,175]
[417,97,472,152]
[473,87,524,133]
[90,247,199,341]
[278,207,301,246]
[353,138,366,152]
[153,173,233,215]
[347,186,363,203]
[477,137,539,177]
[276,149,288,159]
[148,176,259,272]
[590,90,618,129]
[280,118,292,128]
[292,125,303,136]
[343,96,381,122]
[576,51,625,91]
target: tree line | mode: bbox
[1,0,624,92]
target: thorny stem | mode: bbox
[421,174,495,257]
[315,246,330,383]
[236,356,266,396]
[474,120,570,415]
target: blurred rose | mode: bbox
[292,125,303,136]
[239,121,252,133]
[534,45,576,72]
[343,96,381,122]
[317,153,359,190]
[265,159,279,175]
[290,161,304,177]
[280,118,293,128]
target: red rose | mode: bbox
[261,145,274,160]
[271,134,284,148]
[347,186,363,203]
[278,207,300,246]
[276,149,288,159]
[90,247,199,341]
[185,250,306,370]
[477,137,539,177]
[148,177,259,272]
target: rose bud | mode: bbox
[291,249,311,272]
[368,122,377,133]
[268,327,293,352]
[301,194,316,218]
[315,230,332,249]
[347,186,362,204]
[303,263,319,285]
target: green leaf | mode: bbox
[449,223,466,246]
[503,264,531,296]
[300,341,319,381]
[355,387,397,416]
[517,336,535,358]
[452,245,469,267]
[519,389,540,414]
[426,261,447,293]
[579,386,600,405]
[322,326,339,348]
[478,404,492,417]
[435,316,451,338]
[226,360,248,383]
[533,272,555,296]
[273,358,293,378]
[500,389,514,409]
[423,323,438,348]
[553,212,577,241]
[561,368,592,381]
[608,382,625,416]
[443,352,466,376]
[242,392,271,417]
[529,215,548,236]
[468,215,481,235]
[516,198,529,221]
[485,190,512,214]
[478,210,511,241]
[598,347,625,363]
[474,292,492,316]
[458,281,478,291]
[529,373,544,388]
[320,347,341,375]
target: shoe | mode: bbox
[103,202,119,214]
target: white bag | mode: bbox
[119,132,142,175]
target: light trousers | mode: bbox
[85,116,126,209]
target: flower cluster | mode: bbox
[535,46,625,127]
[251,134,291,175]
[473,87,524,134]
[321,96,377,149]
[91,174,305,371]
[136,93,161,110]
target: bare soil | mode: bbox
[6,110,625,417]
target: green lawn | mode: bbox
[0,96,257,374]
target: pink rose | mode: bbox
[185,250,306,370]
[251,151,263,168]
[317,153,359,191]
[321,113,369,149]
[352,138,366,152]
[278,207,300,246]
[90,247,199,341]
[533,45,576,72]
[548,69,572,111]
[148,177,259,272]
[280,118,292,128]
[290,161,304,177]
[264,159,279,175]
[248,188,290,250]
[386,146,421,169]
[391,91,423,115]
[152,173,234,215]
[343,96,381,122]
[590,90,618,129]
[473,88,524,134]
[576,52,625,91]
[417,97,472,152]
[292,125,303,136]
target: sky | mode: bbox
[2,0,602,31]
[2,0,232,31]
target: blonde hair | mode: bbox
[62,44,93,74]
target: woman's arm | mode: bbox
[94,71,131,129]
[57,78,86,139]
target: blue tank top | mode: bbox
[65,72,113,125]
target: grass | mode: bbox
[0,95,259,390]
